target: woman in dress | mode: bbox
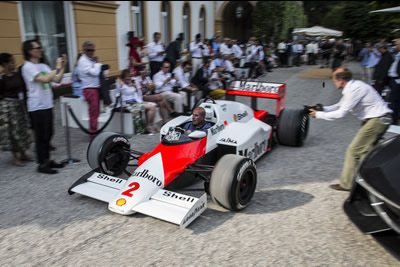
[0,53,33,166]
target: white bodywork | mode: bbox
[71,100,272,228]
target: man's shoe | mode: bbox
[49,160,65,169]
[12,159,25,167]
[20,154,34,162]
[329,184,350,191]
[38,165,58,174]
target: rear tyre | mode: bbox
[277,108,309,147]
[209,154,257,211]
[87,132,131,176]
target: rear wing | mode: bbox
[226,80,286,116]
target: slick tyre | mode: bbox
[277,108,309,147]
[210,154,257,211]
[87,132,130,176]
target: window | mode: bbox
[183,3,190,49]
[21,1,69,71]
[161,2,170,45]
[199,7,206,39]
[131,1,144,38]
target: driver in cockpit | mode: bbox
[179,107,211,134]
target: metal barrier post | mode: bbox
[120,93,125,135]
[62,102,81,165]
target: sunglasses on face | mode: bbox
[86,49,95,52]
[31,46,42,50]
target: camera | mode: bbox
[304,103,324,113]
[101,64,110,71]
[171,73,175,78]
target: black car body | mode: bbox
[344,135,400,259]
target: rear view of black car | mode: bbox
[344,135,400,259]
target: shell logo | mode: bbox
[233,114,238,122]
[116,198,126,206]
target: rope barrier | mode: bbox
[66,95,122,136]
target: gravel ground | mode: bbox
[1,61,398,266]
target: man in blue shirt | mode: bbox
[182,107,211,134]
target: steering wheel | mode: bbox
[174,126,185,134]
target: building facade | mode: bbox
[0,1,256,80]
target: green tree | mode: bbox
[303,1,341,27]
[321,5,345,31]
[252,1,284,42]
[280,1,307,40]
[321,1,400,41]
[252,1,306,43]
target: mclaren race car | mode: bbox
[69,81,310,228]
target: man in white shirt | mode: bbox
[153,61,185,114]
[305,41,315,65]
[210,53,235,73]
[219,38,232,55]
[21,39,67,174]
[310,68,392,191]
[277,40,287,67]
[232,39,243,60]
[174,61,199,111]
[190,33,206,74]
[246,42,265,78]
[78,41,106,137]
[147,32,165,78]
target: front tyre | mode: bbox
[87,132,131,176]
[210,154,257,211]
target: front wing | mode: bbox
[69,171,207,229]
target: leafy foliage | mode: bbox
[252,1,306,43]
[279,2,307,40]
[320,1,400,41]
[303,1,341,27]
[252,1,400,43]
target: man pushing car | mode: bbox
[309,68,392,191]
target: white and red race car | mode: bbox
[69,80,309,228]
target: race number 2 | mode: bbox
[121,182,140,197]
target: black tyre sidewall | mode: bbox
[277,108,309,147]
[87,132,116,170]
[98,135,130,176]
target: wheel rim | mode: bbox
[101,144,129,175]
[238,169,256,205]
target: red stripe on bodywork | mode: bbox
[138,138,208,186]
